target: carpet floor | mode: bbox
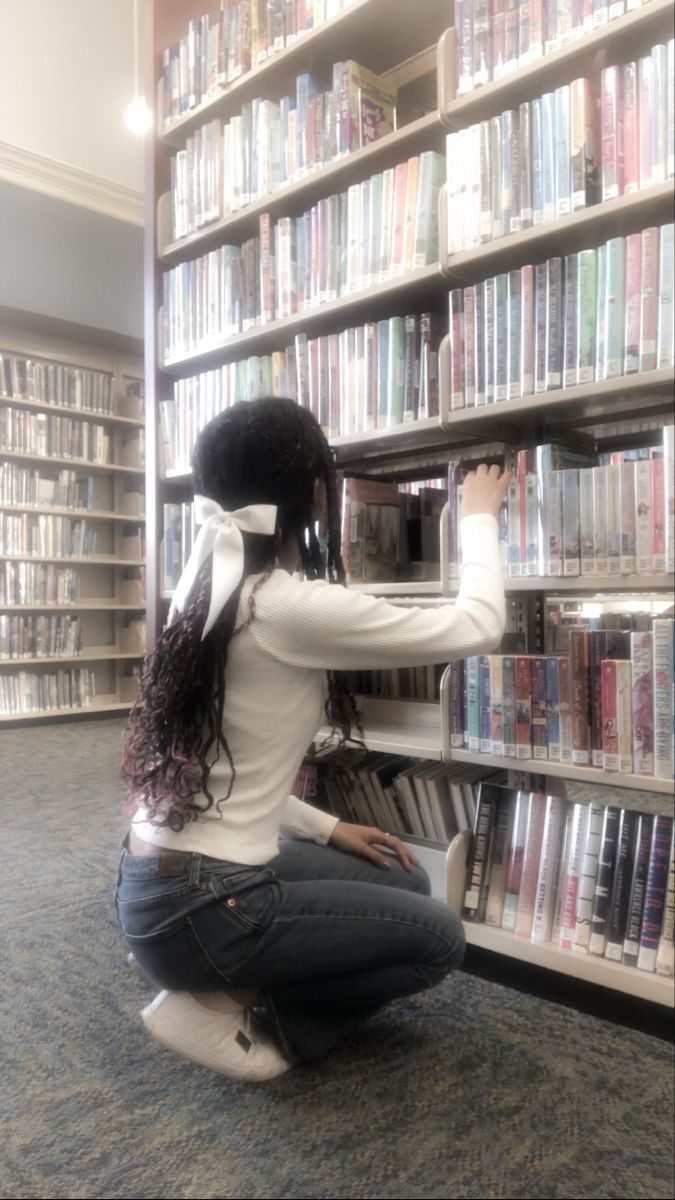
[1,718,673,1200]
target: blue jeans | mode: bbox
[115,839,465,1063]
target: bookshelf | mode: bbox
[143,0,674,1004]
[0,318,146,722]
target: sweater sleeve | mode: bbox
[250,513,505,670]
[280,795,341,843]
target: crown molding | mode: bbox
[0,141,144,227]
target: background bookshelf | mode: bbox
[144,0,674,1005]
[0,316,146,722]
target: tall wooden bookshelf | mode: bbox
[0,313,146,721]
[143,0,674,1007]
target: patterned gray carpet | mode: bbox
[1,719,673,1200]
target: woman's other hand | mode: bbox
[329,821,420,871]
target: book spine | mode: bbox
[562,468,580,575]
[620,460,637,574]
[602,658,620,771]
[640,226,659,371]
[589,631,607,767]
[656,826,675,976]
[653,619,673,779]
[593,465,609,575]
[479,655,492,753]
[669,38,675,181]
[484,792,517,927]
[531,97,544,225]
[502,654,516,757]
[637,814,674,971]
[534,261,547,393]
[515,655,532,758]
[651,44,667,184]
[563,253,578,386]
[635,459,653,574]
[449,291,465,410]
[605,237,625,378]
[463,787,497,921]
[455,0,474,96]
[579,467,595,577]
[547,470,563,576]
[652,456,666,572]
[559,656,572,766]
[449,658,465,748]
[605,808,638,960]
[531,795,566,942]
[589,805,621,956]
[665,425,675,573]
[508,270,522,399]
[521,264,535,394]
[546,656,561,762]
[495,273,509,401]
[601,65,623,200]
[569,628,590,765]
[484,277,495,404]
[658,222,675,369]
[466,655,480,751]
[576,247,597,384]
[519,102,533,228]
[555,84,571,217]
[623,813,653,967]
[546,257,563,390]
[616,658,634,773]
[541,92,555,223]
[559,803,590,949]
[632,630,654,776]
[624,231,642,373]
[573,804,604,953]
[515,794,547,937]
[462,287,476,408]
[501,792,529,931]
[531,655,548,760]
[490,654,504,755]
[474,284,486,405]
[595,241,608,382]
[622,60,639,194]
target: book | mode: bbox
[501,791,530,931]
[631,631,654,777]
[637,814,674,972]
[569,629,591,765]
[640,226,660,372]
[463,783,499,922]
[653,619,674,779]
[576,247,597,384]
[589,805,621,956]
[531,795,566,943]
[622,813,653,967]
[605,808,639,960]
[531,655,548,760]
[559,803,591,950]
[515,793,547,937]
[665,426,675,574]
[601,65,623,200]
[622,60,640,193]
[515,655,532,758]
[635,459,652,575]
[572,803,604,953]
[341,477,400,583]
[502,655,517,757]
[484,788,517,927]
[657,223,674,369]
[656,826,675,977]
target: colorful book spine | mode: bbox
[490,654,504,755]
[651,44,667,184]
[569,628,591,765]
[449,658,465,749]
[589,631,607,767]
[484,791,517,927]
[635,458,653,575]
[620,460,637,575]
[521,264,535,394]
[508,270,522,398]
[622,813,653,967]
[637,814,674,972]
[589,805,621,956]
[573,804,604,954]
[657,223,675,369]
[546,656,561,762]
[653,619,674,779]
[563,468,580,575]
[624,231,642,373]
[466,654,480,751]
[604,236,625,378]
[541,91,556,223]
[530,656,548,760]
[640,226,660,371]
[559,803,590,950]
[631,630,654,776]
[546,469,564,576]
[622,60,640,193]
[531,795,566,943]
[501,792,530,931]
[593,465,609,575]
[605,808,638,960]
[449,291,464,410]
[545,257,563,390]
[502,654,517,757]
[463,287,476,407]
[515,793,547,937]
[558,655,573,765]
[656,826,675,977]
[616,658,634,773]
[652,455,666,572]
[601,65,623,200]
[607,461,622,575]
[515,655,532,758]
[639,54,653,190]
[479,655,492,753]
[602,658,620,771]
[563,254,578,387]
[555,84,572,217]
[576,247,597,383]
[579,467,595,576]
[595,241,608,383]
[463,787,498,922]
[665,425,675,573]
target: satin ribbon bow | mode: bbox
[169,495,277,639]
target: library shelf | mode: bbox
[438,365,675,438]
[1,450,144,476]
[0,649,144,667]
[349,580,443,595]
[159,263,448,376]
[160,111,445,263]
[0,699,134,724]
[320,696,444,760]
[1,602,146,612]
[442,747,675,796]
[440,181,675,282]
[0,504,145,524]
[160,0,448,147]
[438,0,675,130]
[0,555,144,567]
[0,394,144,428]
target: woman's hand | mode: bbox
[329,821,420,871]
[462,463,511,520]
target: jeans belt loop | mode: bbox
[187,852,201,888]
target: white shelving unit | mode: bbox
[0,320,146,722]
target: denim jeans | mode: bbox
[115,838,465,1063]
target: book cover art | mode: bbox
[342,477,400,583]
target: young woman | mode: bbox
[116,397,509,1081]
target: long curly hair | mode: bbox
[121,397,360,830]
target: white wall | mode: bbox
[0,0,143,193]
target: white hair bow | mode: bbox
[169,495,278,639]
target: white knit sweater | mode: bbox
[131,513,505,864]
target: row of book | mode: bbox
[0,515,98,560]
[463,785,674,979]
[162,151,444,358]
[0,410,112,466]
[159,311,445,473]
[0,614,82,661]
[447,224,675,408]
[454,0,657,96]
[445,46,675,254]
[445,622,674,779]
[341,476,447,583]
[0,563,79,606]
[163,503,197,593]
[0,465,96,514]
[299,747,503,842]
[0,667,96,716]
[0,353,115,414]
[345,666,445,703]
[446,435,675,579]
[162,0,353,126]
[171,58,398,238]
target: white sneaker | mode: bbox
[141,990,292,1082]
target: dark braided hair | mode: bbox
[121,397,360,830]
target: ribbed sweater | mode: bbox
[131,513,505,864]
